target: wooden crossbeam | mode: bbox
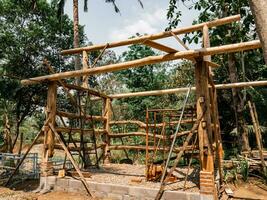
[21,40,261,85]
[57,110,107,122]
[96,79,267,99]
[61,15,241,55]
[143,40,177,53]
[63,83,110,99]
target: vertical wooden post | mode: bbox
[82,50,89,88]
[103,98,111,164]
[196,24,217,197]
[195,59,215,196]
[42,81,57,176]
[248,101,266,175]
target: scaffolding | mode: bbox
[7,14,266,199]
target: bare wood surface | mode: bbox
[49,123,94,197]
[61,15,241,55]
[21,40,261,85]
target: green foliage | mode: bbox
[0,0,86,146]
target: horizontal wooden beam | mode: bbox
[56,127,107,135]
[103,80,267,99]
[57,110,106,122]
[109,145,194,153]
[62,83,110,99]
[21,40,261,85]
[61,15,241,55]
[143,40,178,53]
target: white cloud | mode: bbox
[109,7,167,41]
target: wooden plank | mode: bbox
[21,40,261,85]
[109,145,194,152]
[61,15,241,55]
[49,123,94,197]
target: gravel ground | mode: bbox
[85,164,200,192]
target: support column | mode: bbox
[36,81,57,194]
[42,81,57,175]
[195,59,215,197]
[103,98,112,164]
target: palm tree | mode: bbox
[249,0,267,64]
[57,0,143,74]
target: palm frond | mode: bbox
[84,0,88,12]
[57,0,66,18]
[137,0,144,8]
[105,0,120,13]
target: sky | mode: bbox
[64,0,200,54]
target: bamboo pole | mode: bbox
[61,15,241,55]
[49,123,94,197]
[21,40,261,85]
[96,80,267,99]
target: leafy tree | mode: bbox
[0,0,86,152]
[113,41,173,121]
[166,0,267,153]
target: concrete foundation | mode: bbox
[53,177,214,200]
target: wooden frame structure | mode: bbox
[17,14,265,199]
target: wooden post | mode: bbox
[42,81,57,177]
[248,101,267,175]
[103,98,112,164]
[82,50,89,88]
[195,58,215,195]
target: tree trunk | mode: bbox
[228,53,250,152]
[12,119,21,152]
[73,0,81,84]
[2,114,12,153]
[249,0,267,64]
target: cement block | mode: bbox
[111,184,129,195]
[162,191,187,200]
[188,192,201,200]
[54,178,69,191]
[107,193,123,200]
[128,186,158,198]
[200,194,214,200]
[95,183,112,193]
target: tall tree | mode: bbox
[166,0,266,152]
[57,0,143,83]
[249,0,267,64]
[0,0,85,152]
